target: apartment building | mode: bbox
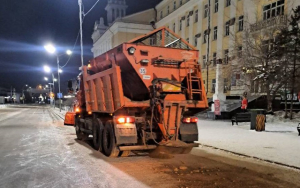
[155,0,300,98]
[92,0,300,98]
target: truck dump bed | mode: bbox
[81,27,208,114]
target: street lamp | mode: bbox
[43,65,56,108]
[44,44,72,112]
[44,77,48,81]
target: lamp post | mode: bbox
[43,65,57,108]
[44,44,72,112]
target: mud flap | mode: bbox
[179,123,198,142]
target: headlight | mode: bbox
[127,47,136,55]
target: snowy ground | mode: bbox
[197,116,300,169]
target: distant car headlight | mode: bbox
[127,47,136,55]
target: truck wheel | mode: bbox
[119,151,130,157]
[75,118,88,140]
[93,118,104,152]
[102,120,120,157]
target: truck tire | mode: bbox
[75,118,88,140]
[102,120,120,157]
[93,118,104,152]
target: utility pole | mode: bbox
[206,0,211,95]
[78,0,84,71]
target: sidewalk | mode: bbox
[196,117,300,169]
[51,106,67,120]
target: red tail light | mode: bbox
[182,117,198,123]
[117,117,135,124]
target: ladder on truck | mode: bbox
[181,62,203,100]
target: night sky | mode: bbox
[0,0,161,93]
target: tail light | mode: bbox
[75,107,81,113]
[117,117,135,124]
[182,117,198,123]
[88,111,92,115]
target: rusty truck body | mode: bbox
[65,27,208,157]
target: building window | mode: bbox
[238,16,244,31]
[174,1,176,10]
[203,55,207,67]
[237,46,242,58]
[167,6,170,14]
[213,26,218,40]
[187,15,190,27]
[117,9,119,17]
[203,30,207,43]
[213,52,217,66]
[186,38,189,44]
[224,78,229,93]
[173,23,176,32]
[180,0,183,6]
[195,10,198,23]
[215,0,219,13]
[263,0,285,20]
[226,0,231,7]
[224,49,229,64]
[225,21,230,36]
[112,9,115,21]
[194,36,198,47]
[204,4,208,18]
[212,79,216,93]
[179,19,182,30]
[160,11,163,19]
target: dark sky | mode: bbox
[0,0,161,93]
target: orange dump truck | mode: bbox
[65,27,208,157]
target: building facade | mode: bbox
[92,0,300,98]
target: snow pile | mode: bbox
[267,111,300,124]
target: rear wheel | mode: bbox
[102,120,120,157]
[75,118,88,140]
[93,118,104,152]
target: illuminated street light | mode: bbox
[66,50,72,55]
[53,78,57,82]
[44,77,48,81]
[44,43,72,112]
[44,44,56,54]
[43,65,51,73]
